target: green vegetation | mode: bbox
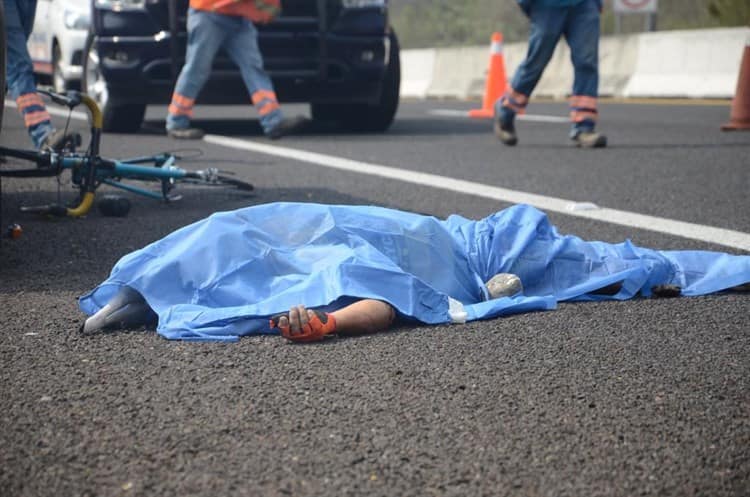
[390,0,750,49]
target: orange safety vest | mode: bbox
[189,0,281,23]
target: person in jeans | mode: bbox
[495,0,607,148]
[4,0,73,150]
[166,0,305,140]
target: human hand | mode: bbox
[270,305,337,342]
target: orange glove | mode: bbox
[270,309,337,342]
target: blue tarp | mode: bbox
[79,203,750,341]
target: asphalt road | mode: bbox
[1,99,749,497]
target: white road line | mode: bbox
[430,109,474,117]
[6,97,747,250]
[429,108,569,123]
[517,114,570,123]
[205,134,750,251]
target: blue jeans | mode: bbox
[497,0,601,135]
[4,0,55,148]
[166,9,284,135]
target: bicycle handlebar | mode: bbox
[2,90,104,217]
[79,93,104,133]
[53,90,102,217]
[35,89,103,148]
[37,89,82,109]
[43,90,101,217]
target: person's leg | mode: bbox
[223,18,284,134]
[16,0,37,37]
[565,0,606,147]
[4,0,55,148]
[224,18,306,139]
[165,9,226,137]
[494,4,566,144]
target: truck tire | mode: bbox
[81,33,146,133]
[311,30,400,133]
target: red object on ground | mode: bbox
[7,223,22,239]
[469,32,509,120]
[722,43,750,131]
[271,310,337,342]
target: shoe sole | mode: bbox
[573,136,607,148]
[493,121,518,146]
[268,117,308,140]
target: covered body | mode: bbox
[79,203,750,341]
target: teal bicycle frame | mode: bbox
[61,153,209,201]
[1,90,252,217]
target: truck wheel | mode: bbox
[311,30,401,133]
[82,34,146,133]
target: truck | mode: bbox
[82,0,400,133]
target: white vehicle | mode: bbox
[27,0,90,92]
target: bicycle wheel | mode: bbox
[181,171,254,192]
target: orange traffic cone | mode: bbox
[722,41,750,131]
[469,32,508,119]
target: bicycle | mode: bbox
[0,89,253,218]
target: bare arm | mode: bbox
[330,299,396,336]
[276,299,396,342]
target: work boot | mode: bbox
[267,116,308,140]
[493,119,518,146]
[40,129,82,152]
[167,127,205,140]
[571,130,607,148]
[493,102,518,146]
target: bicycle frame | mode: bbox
[1,91,226,217]
[59,153,203,202]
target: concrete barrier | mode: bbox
[598,34,640,97]
[623,27,749,98]
[400,27,749,101]
[400,49,436,99]
[426,46,487,99]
